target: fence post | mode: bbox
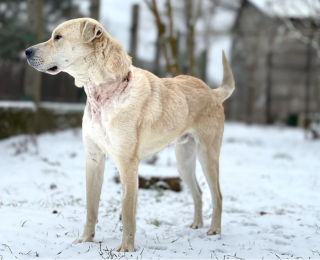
[90,0,100,21]
[304,38,312,130]
[266,50,273,124]
[154,39,161,76]
[23,0,43,106]
[129,4,140,66]
[200,50,207,82]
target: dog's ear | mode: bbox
[82,20,103,43]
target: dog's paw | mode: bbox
[207,228,221,235]
[72,235,94,244]
[188,221,203,229]
[115,243,135,252]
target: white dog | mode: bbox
[26,18,235,252]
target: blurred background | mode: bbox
[0,0,320,139]
[1,2,320,258]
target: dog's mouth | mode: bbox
[47,66,58,72]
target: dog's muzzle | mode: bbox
[25,47,59,74]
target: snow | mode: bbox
[0,101,36,111]
[0,101,85,113]
[40,102,85,113]
[249,0,320,18]
[1,122,320,259]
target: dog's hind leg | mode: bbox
[174,133,203,229]
[196,125,223,235]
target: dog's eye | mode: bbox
[54,35,62,41]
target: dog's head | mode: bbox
[26,18,131,86]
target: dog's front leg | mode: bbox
[73,149,106,244]
[115,156,139,252]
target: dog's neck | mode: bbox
[83,70,133,120]
[65,55,121,88]
[63,34,134,116]
[84,70,132,102]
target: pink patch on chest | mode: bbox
[85,72,132,123]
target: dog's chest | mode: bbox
[83,107,127,156]
[83,113,112,154]
[82,80,132,155]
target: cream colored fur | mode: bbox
[26,18,235,252]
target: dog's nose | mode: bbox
[25,48,34,58]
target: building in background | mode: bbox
[227,0,320,125]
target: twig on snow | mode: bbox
[270,252,281,259]
[224,253,246,260]
[1,244,12,254]
[19,250,32,255]
[171,237,180,243]
[20,220,29,227]
[64,231,76,237]
[212,250,218,260]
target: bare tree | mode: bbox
[185,0,202,76]
[144,0,174,76]
[166,0,180,76]
[144,0,203,77]
[144,0,238,79]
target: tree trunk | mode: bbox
[166,0,180,76]
[186,0,194,76]
[145,0,171,76]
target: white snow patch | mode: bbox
[0,101,85,113]
[1,122,320,259]
[40,102,85,113]
[0,101,36,111]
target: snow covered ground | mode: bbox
[1,122,320,259]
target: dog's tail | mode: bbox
[214,51,235,102]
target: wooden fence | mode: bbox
[0,58,86,103]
